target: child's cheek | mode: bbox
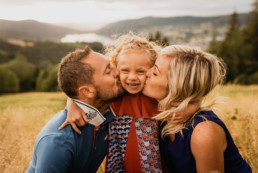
[141,75,147,84]
[138,75,146,91]
[119,73,127,89]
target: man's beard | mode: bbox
[93,85,124,109]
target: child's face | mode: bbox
[117,51,152,95]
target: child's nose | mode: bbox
[128,72,137,80]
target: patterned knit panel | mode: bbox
[106,115,132,173]
[135,118,162,173]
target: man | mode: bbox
[26,46,124,173]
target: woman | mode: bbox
[143,45,252,173]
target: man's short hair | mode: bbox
[58,46,94,98]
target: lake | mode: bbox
[60,33,113,45]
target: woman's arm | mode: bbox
[58,97,89,134]
[191,121,227,173]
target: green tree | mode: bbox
[234,71,258,84]
[22,41,104,66]
[36,66,59,91]
[208,2,258,84]
[2,53,37,91]
[242,0,258,74]
[0,39,21,63]
[148,31,170,47]
[0,66,19,93]
[232,0,258,84]
[225,12,239,40]
[208,11,243,82]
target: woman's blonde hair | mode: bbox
[105,32,161,67]
[154,45,227,136]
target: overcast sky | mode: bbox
[0,0,254,25]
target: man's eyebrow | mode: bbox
[154,64,160,73]
[104,63,111,74]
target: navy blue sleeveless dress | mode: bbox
[159,111,252,173]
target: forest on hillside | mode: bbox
[0,41,104,93]
[207,0,258,84]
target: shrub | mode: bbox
[0,66,19,93]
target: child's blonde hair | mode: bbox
[154,45,227,136]
[105,32,161,67]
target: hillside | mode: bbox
[0,19,80,41]
[97,14,248,36]
[0,13,249,48]
[97,13,248,48]
[0,39,104,65]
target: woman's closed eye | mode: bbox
[152,67,159,76]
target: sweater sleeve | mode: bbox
[27,134,74,173]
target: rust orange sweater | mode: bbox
[110,92,159,173]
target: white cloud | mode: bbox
[0,0,254,24]
[0,0,85,6]
[0,1,107,23]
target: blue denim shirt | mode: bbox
[26,106,115,173]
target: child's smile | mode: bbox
[126,82,140,90]
[117,50,152,95]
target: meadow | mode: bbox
[0,85,257,172]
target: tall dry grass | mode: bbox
[0,92,66,172]
[207,85,258,171]
[0,85,257,172]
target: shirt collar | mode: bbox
[72,99,115,126]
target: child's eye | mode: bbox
[121,69,129,73]
[137,70,146,74]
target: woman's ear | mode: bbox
[78,85,96,98]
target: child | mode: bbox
[104,34,162,172]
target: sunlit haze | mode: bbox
[0,0,254,30]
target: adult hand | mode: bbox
[58,98,89,134]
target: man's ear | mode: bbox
[78,85,96,98]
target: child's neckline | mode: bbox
[124,91,142,97]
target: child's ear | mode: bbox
[78,85,96,98]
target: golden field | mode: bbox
[0,85,257,172]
